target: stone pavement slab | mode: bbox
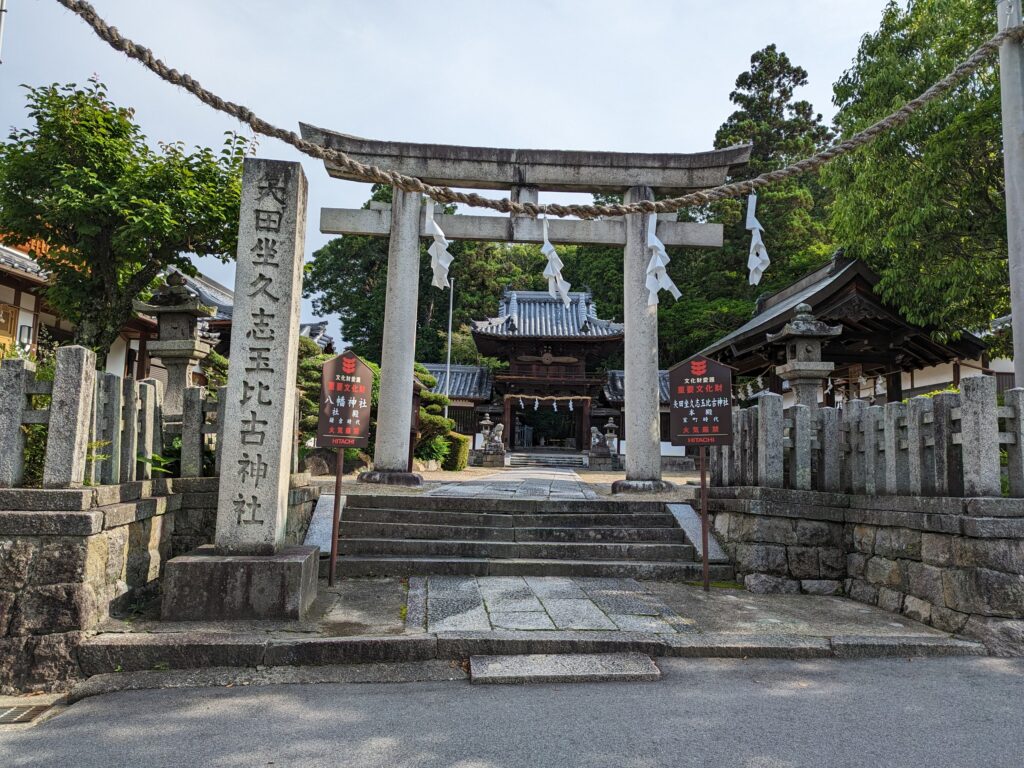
[489,612,557,631]
[608,614,676,633]
[541,598,618,631]
[469,652,660,684]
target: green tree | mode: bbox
[0,81,248,363]
[823,0,1008,353]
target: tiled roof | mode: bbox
[473,290,623,338]
[603,369,670,405]
[0,243,47,281]
[300,321,334,350]
[420,364,494,402]
[179,271,234,320]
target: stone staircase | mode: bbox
[508,452,587,468]
[333,494,734,580]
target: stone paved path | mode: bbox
[422,576,695,634]
[424,468,600,501]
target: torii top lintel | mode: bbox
[299,123,752,194]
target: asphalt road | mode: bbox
[3,657,1022,768]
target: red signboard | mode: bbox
[318,350,372,449]
[668,354,734,447]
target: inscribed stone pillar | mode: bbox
[616,185,664,489]
[366,187,423,481]
[42,346,97,489]
[215,159,307,555]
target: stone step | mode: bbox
[337,538,696,562]
[331,556,735,580]
[347,495,665,515]
[469,653,660,685]
[343,506,677,529]
[338,519,685,543]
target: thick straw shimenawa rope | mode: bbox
[54,0,1024,220]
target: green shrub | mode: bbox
[442,431,470,471]
[416,434,450,463]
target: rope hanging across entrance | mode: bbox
[51,0,1024,220]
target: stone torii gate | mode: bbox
[301,124,750,491]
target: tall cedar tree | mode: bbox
[823,0,1009,355]
[565,45,834,365]
[0,81,247,362]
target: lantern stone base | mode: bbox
[358,470,424,487]
[161,545,319,621]
[481,453,507,468]
[611,479,673,494]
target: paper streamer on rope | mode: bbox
[645,215,681,306]
[424,200,454,289]
[746,193,770,286]
[541,216,571,308]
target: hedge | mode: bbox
[442,431,471,471]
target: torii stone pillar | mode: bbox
[359,187,424,486]
[612,186,669,493]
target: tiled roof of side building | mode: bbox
[420,364,494,402]
[472,290,623,338]
[603,369,670,405]
[0,242,47,282]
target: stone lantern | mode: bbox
[133,272,215,419]
[766,303,842,409]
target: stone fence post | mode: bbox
[789,404,812,490]
[817,407,841,492]
[0,359,35,487]
[906,396,936,496]
[757,394,784,488]
[932,391,963,497]
[118,378,140,485]
[884,400,909,495]
[842,399,867,494]
[180,386,206,478]
[1005,388,1024,497]
[42,345,97,489]
[958,375,1001,497]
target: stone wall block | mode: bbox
[34,535,107,586]
[921,532,954,567]
[943,568,1024,618]
[962,617,1024,656]
[930,605,970,634]
[0,537,37,591]
[865,556,903,589]
[801,579,842,596]
[787,546,820,579]
[9,583,98,635]
[733,543,789,576]
[744,574,800,594]
[901,595,932,624]
[0,360,34,488]
[42,346,98,488]
[818,547,846,579]
[874,528,922,560]
[906,561,945,605]
[952,538,1024,575]
[848,579,879,605]
[852,525,876,554]
[877,587,905,613]
[795,520,843,547]
[847,553,867,578]
[958,375,1001,497]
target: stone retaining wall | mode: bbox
[710,487,1024,655]
[0,475,320,693]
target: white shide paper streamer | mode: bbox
[424,200,454,289]
[645,215,681,306]
[746,193,770,286]
[541,216,572,307]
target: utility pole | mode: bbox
[443,277,454,419]
[998,0,1024,386]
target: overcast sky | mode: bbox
[1,0,893,345]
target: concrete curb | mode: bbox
[76,629,986,676]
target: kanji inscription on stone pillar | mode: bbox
[215,159,307,555]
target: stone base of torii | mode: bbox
[300,124,751,491]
